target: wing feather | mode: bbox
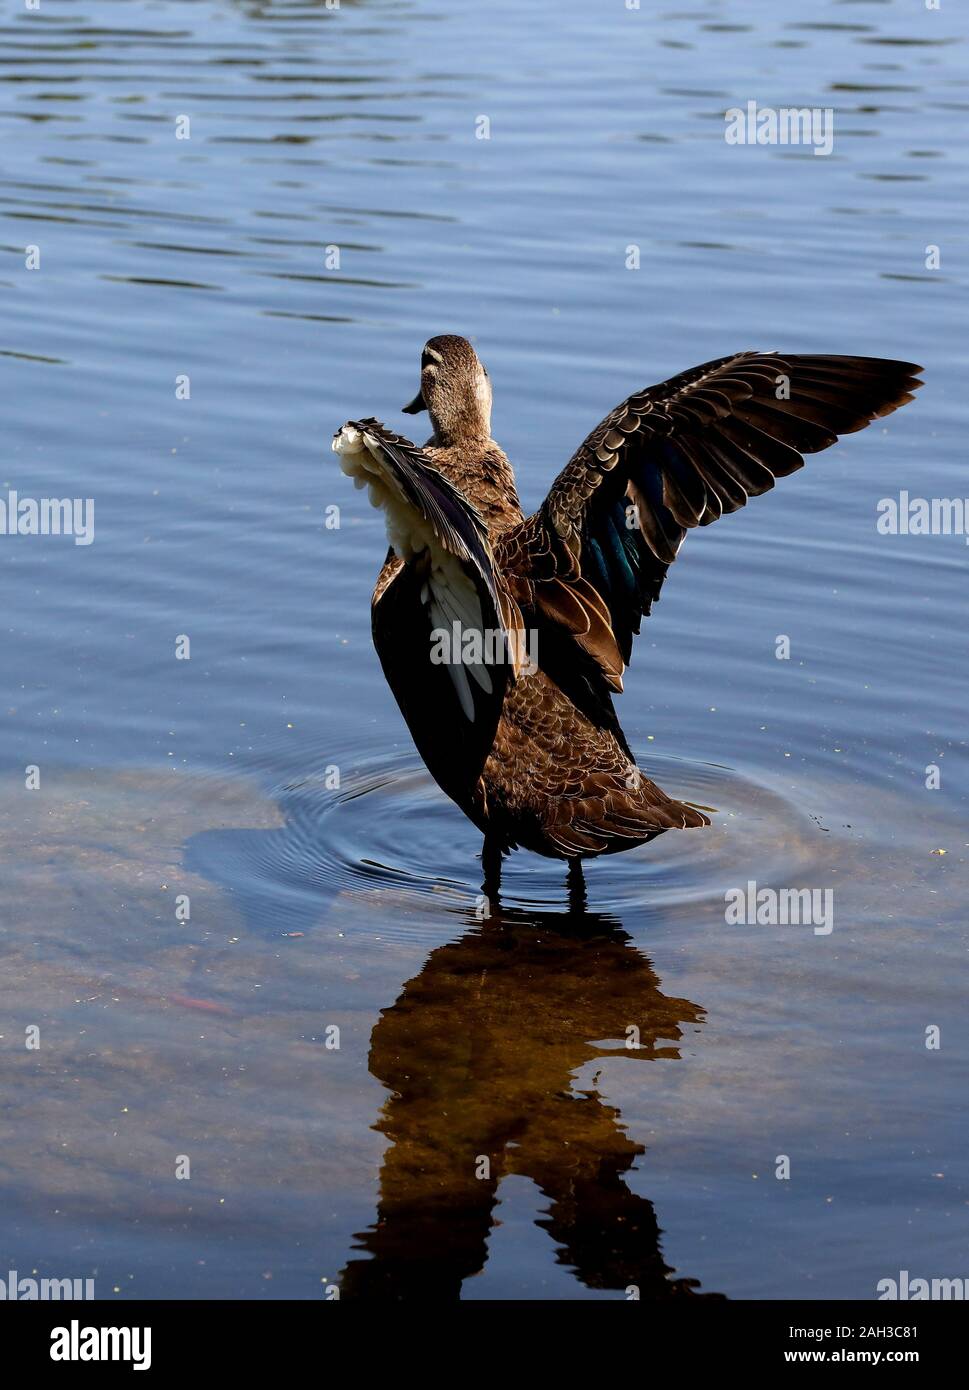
[334,418,514,747]
[497,352,922,680]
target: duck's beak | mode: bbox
[401,387,426,414]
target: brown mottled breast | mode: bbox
[423,441,525,538]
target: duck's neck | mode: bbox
[429,405,491,449]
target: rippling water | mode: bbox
[1,0,966,1300]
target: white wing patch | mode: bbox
[333,424,436,560]
[424,561,493,721]
[334,424,494,722]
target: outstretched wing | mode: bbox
[497,353,922,690]
[334,418,522,785]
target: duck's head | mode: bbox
[402,334,493,445]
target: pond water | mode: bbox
[1,0,966,1300]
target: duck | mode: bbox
[334,335,921,889]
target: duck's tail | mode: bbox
[543,768,710,858]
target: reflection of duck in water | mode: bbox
[340,891,721,1300]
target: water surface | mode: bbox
[1,0,966,1300]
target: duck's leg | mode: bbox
[566,856,587,914]
[481,834,504,906]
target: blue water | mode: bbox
[1,0,966,1300]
